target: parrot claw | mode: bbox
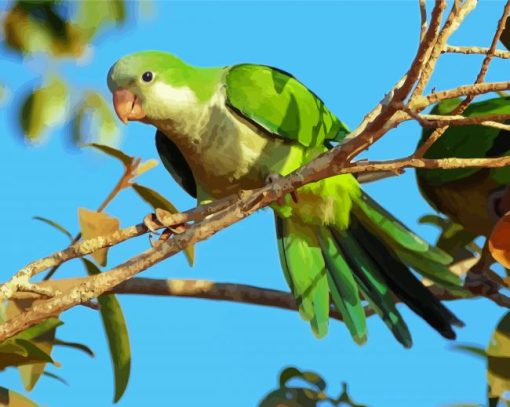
[464,272,501,296]
[265,173,299,205]
[149,228,174,248]
[265,173,284,185]
[143,213,161,234]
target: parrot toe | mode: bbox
[143,213,161,233]
[464,271,501,296]
[265,173,299,205]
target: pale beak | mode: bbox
[112,88,146,124]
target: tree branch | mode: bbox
[411,81,510,110]
[419,0,427,43]
[414,1,510,157]
[444,44,510,59]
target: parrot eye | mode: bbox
[142,71,153,83]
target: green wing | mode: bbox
[417,97,510,187]
[225,64,349,147]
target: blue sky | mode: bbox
[1,1,509,406]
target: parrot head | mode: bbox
[107,50,196,124]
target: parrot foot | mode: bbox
[143,213,161,233]
[464,272,501,296]
[149,228,174,248]
[147,209,188,248]
[144,209,187,234]
[264,173,298,205]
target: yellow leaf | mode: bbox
[78,208,120,266]
[488,213,510,268]
[135,159,158,176]
[487,312,510,400]
[0,387,38,407]
[7,300,59,391]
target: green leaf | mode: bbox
[0,387,38,407]
[19,327,56,391]
[451,344,487,359]
[0,339,54,370]
[85,143,132,166]
[335,382,366,407]
[279,367,302,388]
[279,367,326,392]
[3,2,85,57]
[0,306,60,372]
[82,259,131,402]
[73,93,120,147]
[132,183,178,213]
[419,214,477,261]
[15,318,62,341]
[0,83,8,106]
[4,304,62,390]
[19,76,69,142]
[42,371,68,386]
[487,312,510,405]
[259,387,321,407]
[33,216,73,241]
[53,339,94,357]
[76,0,126,41]
[132,183,195,266]
[261,367,329,407]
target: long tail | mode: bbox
[275,192,464,348]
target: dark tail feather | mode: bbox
[348,215,463,339]
[329,227,413,348]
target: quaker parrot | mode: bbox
[416,97,510,239]
[107,51,463,347]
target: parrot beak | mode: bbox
[112,88,146,124]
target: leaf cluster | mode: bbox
[0,143,192,404]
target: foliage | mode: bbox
[1,0,142,146]
[0,303,92,406]
[419,214,479,262]
[259,367,365,407]
[0,143,191,404]
[449,312,510,406]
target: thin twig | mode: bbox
[444,45,510,59]
[43,160,139,280]
[411,0,477,98]
[414,1,510,157]
[419,0,427,42]
[412,81,510,110]
[408,112,510,131]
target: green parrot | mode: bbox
[416,97,510,242]
[107,50,463,347]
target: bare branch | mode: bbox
[406,112,510,131]
[419,0,427,42]
[418,113,510,127]
[4,151,510,306]
[411,0,478,98]
[356,170,404,184]
[444,44,510,59]
[414,1,510,157]
[412,81,510,109]
[347,156,510,174]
